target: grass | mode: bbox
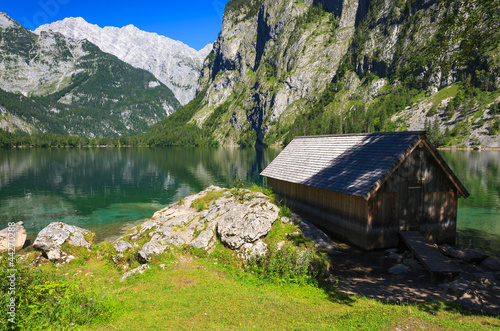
[9,248,497,331]
[431,84,460,107]
[4,239,500,330]
[4,185,499,329]
[190,190,226,211]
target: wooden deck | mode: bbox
[400,231,460,283]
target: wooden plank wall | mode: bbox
[267,177,374,249]
[375,144,458,245]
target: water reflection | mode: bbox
[440,150,500,258]
[1,148,497,257]
[0,147,281,241]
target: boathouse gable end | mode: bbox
[261,132,469,250]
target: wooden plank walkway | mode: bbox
[400,231,460,283]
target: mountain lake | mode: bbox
[0,147,498,258]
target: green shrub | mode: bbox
[247,243,328,285]
[0,259,112,330]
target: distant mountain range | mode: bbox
[35,17,212,106]
[0,13,184,137]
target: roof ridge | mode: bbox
[294,131,425,139]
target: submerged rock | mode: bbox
[0,221,27,252]
[33,222,93,261]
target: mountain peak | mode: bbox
[0,12,17,29]
[35,18,210,105]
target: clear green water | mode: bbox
[0,148,498,258]
[0,147,280,243]
[440,150,500,258]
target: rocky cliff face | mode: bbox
[190,0,500,147]
[0,13,180,137]
[35,17,213,105]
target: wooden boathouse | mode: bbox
[261,132,469,250]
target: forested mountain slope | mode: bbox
[0,13,180,138]
[155,0,499,148]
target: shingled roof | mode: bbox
[261,131,469,200]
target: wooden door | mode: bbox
[399,180,424,231]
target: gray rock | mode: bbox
[480,257,500,271]
[47,248,62,261]
[449,278,471,295]
[238,240,267,261]
[0,221,27,252]
[385,248,398,254]
[458,249,489,263]
[439,244,459,258]
[293,214,338,253]
[471,272,496,286]
[121,264,150,282]
[388,252,404,263]
[33,222,93,260]
[439,283,450,291]
[138,240,167,263]
[140,220,157,234]
[190,229,216,253]
[403,258,424,270]
[457,292,482,312]
[217,197,279,249]
[68,231,91,249]
[114,240,133,254]
[388,264,411,275]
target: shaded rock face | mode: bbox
[0,221,27,252]
[33,222,93,261]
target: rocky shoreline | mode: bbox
[2,186,499,315]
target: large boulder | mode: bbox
[458,249,489,263]
[216,194,279,249]
[33,222,93,260]
[0,222,27,252]
[189,229,216,253]
[480,257,500,271]
[138,239,167,263]
[439,244,459,258]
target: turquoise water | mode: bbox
[0,147,280,243]
[0,148,498,258]
[440,150,500,258]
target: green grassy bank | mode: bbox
[2,243,499,330]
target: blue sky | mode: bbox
[2,0,230,50]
